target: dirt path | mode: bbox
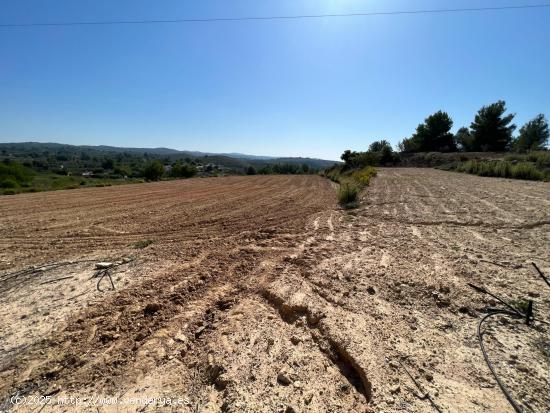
[1,170,549,412]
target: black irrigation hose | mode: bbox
[477,311,525,413]
[0,259,98,283]
[96,269,115,292]
[398,359,444,413]
[467,283,524,318]
[532,262,550,289]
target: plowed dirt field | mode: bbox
[0,170,548,413]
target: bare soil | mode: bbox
[0,170,548,413]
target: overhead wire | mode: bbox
[1,4,549,28]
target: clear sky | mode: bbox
[1,0,549,160]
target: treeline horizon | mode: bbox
[397,100,548,153]
[0,142,326,195]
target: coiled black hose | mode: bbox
[477,310,526,413]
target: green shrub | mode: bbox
[493,161,512,178]
[323,165,377,207]
[456,159,544,181]
[133,239,153,249]
[350,166,377,186]
[531,151,550,168]
[170,162,198,178]
[0,178,19,188]
[338,183,359,206]
[511,162,543,180]
[0,161,34,181]
[143,160,164,181]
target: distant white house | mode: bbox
[82,171,93,177]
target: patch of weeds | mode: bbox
[510,298,531,315]
[133,239,154,249]
[455,160,545,181]
[325,165,377,208]
[338,183,359,207]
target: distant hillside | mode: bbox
[0,142,338,170]
[83,145,182,155]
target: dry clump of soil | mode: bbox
[0,171,549,413]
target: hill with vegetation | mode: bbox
[333,100,549,182]
[0,142,338,195]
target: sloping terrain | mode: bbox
[0,170,548,412]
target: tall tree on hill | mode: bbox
[469,101,516,152]
[513,114,549,152]
[406,111,457,152]
[455,127,475,152]
[368,140,392,152]
[398,137,418,153]
[341,150,354,164]
[143,160,164,181]
[368,140,396,165]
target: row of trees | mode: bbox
[399,101,549,153]
[247,163,313,175]
[143,160,198,181]
[340,140,399,169]
[0,159,35,189]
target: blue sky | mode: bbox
[0,0,549,160]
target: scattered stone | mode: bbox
[195,326,206,338]
[290,335,301,345]
[390,385,401,394]
[436,299,450,308]
[174,332,188,344]
[425,373,433,382]
[516,364,530,373]
[216,299,233,311]
[135,331,147,341]
[306,308,325,326]
[99,332,120,343]
[293,380,303,389]
[215,375,229,391]
[143,303,162,316]
[277,371,293,386]
[367,287,376,295]
[285,406,298,413]
[207,361,225,387]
